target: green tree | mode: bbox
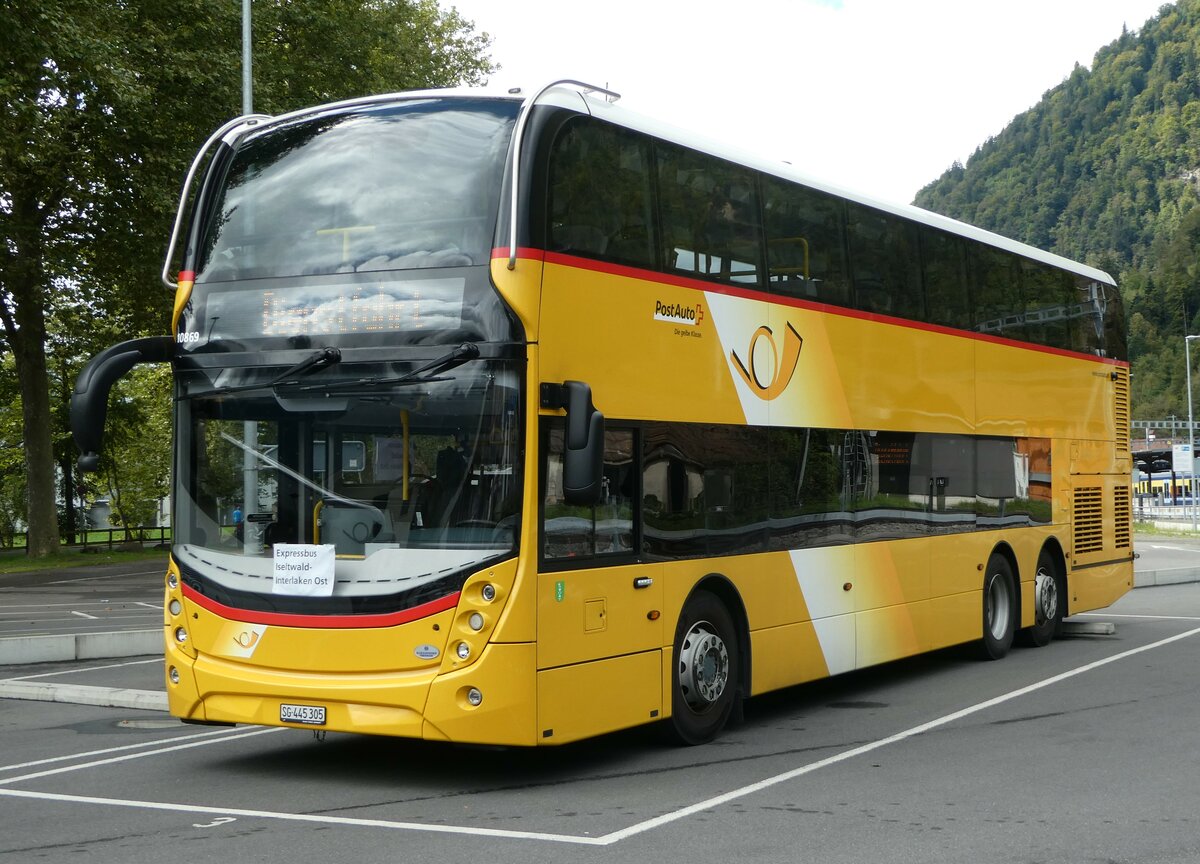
[101,365,172,532]
[0,355,25,546]
[0,0,495,556]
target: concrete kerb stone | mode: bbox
[1133,566,1200,588]
[0,629,161,667]
[0,679,167,711]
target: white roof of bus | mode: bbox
[241,84,1115,287]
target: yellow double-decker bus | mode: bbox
[72,81,1132,746]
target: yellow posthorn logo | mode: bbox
[731,322,803,400]
[234,630,260,649]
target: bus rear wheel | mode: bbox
[1019,549,1064,648]
[670,591,739,745]
[980,554,1017,660]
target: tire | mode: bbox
[980,554,1017,660]
[669,591,740,745]
[1018,549,1064,648]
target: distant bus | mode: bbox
[71,81,1133,746]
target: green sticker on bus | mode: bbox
[555,580,565,602]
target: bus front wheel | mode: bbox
[670,591,739,745]
[980,554,1017,660]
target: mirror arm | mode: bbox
[71,336,175,472]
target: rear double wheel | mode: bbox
[670,591,740,745]
[980,554,1017,660]
[1019,549,1065,647]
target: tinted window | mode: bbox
[846,204,924,320]
[1020,259,1073,351]
[658,145,762,287]
[1069,276,1117,358]
[548,118,656,269]
[920,227,972,329]
[643,423,767,557]
[762,178,851,307]
[970,245,1027,341]
[543,424,636,560]
[977,437,1051,526]
[767,427,850,549]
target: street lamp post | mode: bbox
[242,0,253,115]
[1187,335,1200,532]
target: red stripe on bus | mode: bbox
[182,583,461,629]
[178,270,195,283]
[509,248,1129,368]
[492,247,546,262]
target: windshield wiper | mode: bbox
[182,346,342,398]
[270,346,342,384]
[298,342,479,391]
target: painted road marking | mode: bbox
[0,624,1197,846]
[1,657,160,683]
[0,726,248,774]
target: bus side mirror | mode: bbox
[71,336,175,473]
[542,380,604,506]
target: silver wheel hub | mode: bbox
[678,621,729,711]
[1034,566,1058,625]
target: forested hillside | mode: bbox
[914,0,1200,420]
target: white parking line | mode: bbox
[0,726,251,773]
[1,658,160,683]
[0,727,281,786]
[0,789,605,845]
[1078,611,1200,621]
[1,624,1197,846]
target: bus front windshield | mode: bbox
[173,357,523,611]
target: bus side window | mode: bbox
[543,423,636,560]
[657,143,762,287]
[762,177,851,308]
[547,118,656,271]
[1021,259,1073,352]
[920,227,972,330]
[846,202,924,320]
[969,244,1028,342]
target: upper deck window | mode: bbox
[196,98,518,283]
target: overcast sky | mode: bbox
[445,0,1170,204]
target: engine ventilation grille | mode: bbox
[1073,487,1104,555]
[1114,485,1132,550]
[1114,367,1130,457]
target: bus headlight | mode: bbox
[468,612,485,632]
[168,666,180,684]
[456,641,471,660]
[466,687,483,707]
[168,599,182,616]
[174,627,188,643]
[481,583,496,602]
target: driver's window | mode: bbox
[542,423,636,561]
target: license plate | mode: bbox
[280,703,326,726]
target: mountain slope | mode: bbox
[915,0,1200,419]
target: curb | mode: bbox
[0,629,161,667]
[0,679,167,711]
[1132,566,1200,588]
